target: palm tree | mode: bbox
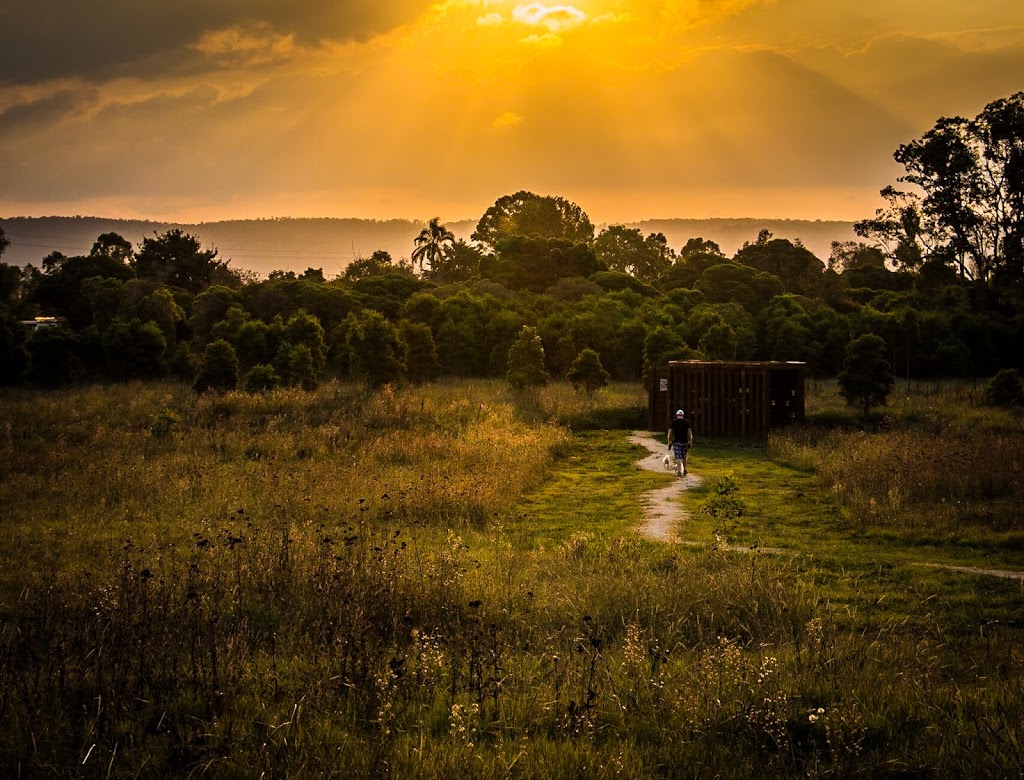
[411,217,455,275]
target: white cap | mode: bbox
[675,409,684,416]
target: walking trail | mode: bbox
[626,431,1024,582]
[627,430,702,543]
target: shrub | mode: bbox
[287,343,319,390]
[399,320,441,384]
[567,347,610,395]
[149,407,180,437]
[507,325,548,390]
[984,368,1024,407]
[838,333,893,417]
[346,310,406,389]
[193,339,239,392]
[243,363,282,392]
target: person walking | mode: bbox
[668,409,693,477]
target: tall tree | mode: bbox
[283,309,327,376]
[90,232,134,265]
[473,191,594,251]
[838,334,895,417]
[424,239,482,284]
[828,241,887,273]
[856,91,1024,288]
[486,235,602,291]
[346,309,406,389]
[194,339,239,393]
[398,320,441,384]
[411,218,455,275]
[101,318,168,379]
[734,237,824,297]
[594,226,672,284]
[287,343,319,390]
[679,237,724,261]
[506,325,548,390]
[31,253,135,329]
[135,229,226,293]
[566,347,610,395]
[342,250,412,281]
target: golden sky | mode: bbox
[0,0,1021,223]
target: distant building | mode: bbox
[648,360,805,437]
[19,316,65,332]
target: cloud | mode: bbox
[493,111,524,127]
[0,0,433,86]
[512,4,587,32]
[0,88,98,136]
[1,0,1021,225]
[794,31,1024,125]
[628,0,767,31]
[190,23,298,68]
[519,33,565,47]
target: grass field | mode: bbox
[0,379,1021,777]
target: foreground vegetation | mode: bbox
[1,380,1022,778]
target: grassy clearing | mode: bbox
[505,430,665,546]
[771,379,1024,559]
[0,379,1022,778]
[670,438,1024,631]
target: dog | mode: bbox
[662,452,673,470]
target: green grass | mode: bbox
[668,437,1024,630]
[504,430,666,546]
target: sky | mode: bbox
[0,0,1021,225]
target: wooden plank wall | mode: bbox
[664,361,805,438]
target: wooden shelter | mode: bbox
[647,360,805,438]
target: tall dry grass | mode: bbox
[770,380,1024,535]
[0,379,570,588]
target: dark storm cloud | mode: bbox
[0,0,432,85]
[0,88,99,135]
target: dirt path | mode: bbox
[627,431,702,542]
[626,431,1024,581]
[914,563,1024,581]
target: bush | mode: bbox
[838,333,894,417]
[566,347,610,395]
[243,363,282,392]
[193,339,239,392]
[287,343,319,390]
[507,325,548,390]
[346,310,406,389]
[984,368,1024,407]
[399,320,441,384]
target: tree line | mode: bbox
[0,92,1021,395]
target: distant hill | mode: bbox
[0,216,476,278]
[0,215,856,277]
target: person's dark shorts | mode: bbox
[672,442,690,460]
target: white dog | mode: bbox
[662,452,673,470]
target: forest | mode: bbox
[1,92,1022,395]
